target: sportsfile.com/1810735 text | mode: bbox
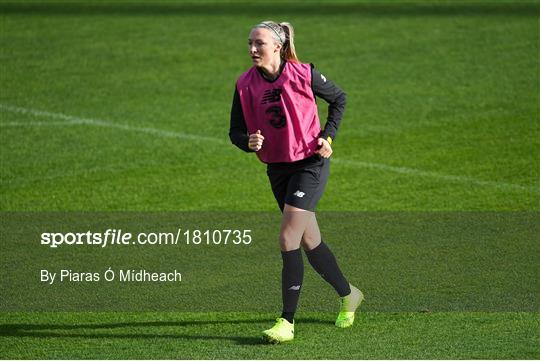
[40,229,253,248]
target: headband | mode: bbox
[258,23,285,44]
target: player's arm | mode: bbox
[229,87,254,152]
[310,64,347,144]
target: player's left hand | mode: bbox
[316,138,333,158]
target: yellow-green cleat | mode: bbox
[262,317,294,344]
[335,284,364,328]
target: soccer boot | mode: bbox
[335,284,364,328]
[262,317,294,343]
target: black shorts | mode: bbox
[266,154,330,212]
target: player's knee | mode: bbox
[279,230,299,251]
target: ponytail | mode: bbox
[254,21,300,63]
[279,22,299,62]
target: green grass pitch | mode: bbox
[0,1,539,359]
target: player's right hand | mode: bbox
[248,130,264,152]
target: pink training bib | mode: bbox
[236,61,321,163]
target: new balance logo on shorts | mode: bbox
[288,285,301,291]
[293,190,305,198]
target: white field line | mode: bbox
[1,121,85,127]
[332,159,538,193]
[1,104,538,193]
[0,104,225,143]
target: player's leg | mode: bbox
[263,204,311,343]
[298,159,364,328]
[264,163,310,343]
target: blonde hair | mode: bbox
[254,20,299,62]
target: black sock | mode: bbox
[281,248,304,323]
[305,241,351,297]
[280,312,295,324]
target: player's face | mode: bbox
[248,28,280,67]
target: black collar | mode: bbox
[257,59,287,83]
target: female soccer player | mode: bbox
[229,20,364,343]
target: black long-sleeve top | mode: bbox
[229,62,347,153]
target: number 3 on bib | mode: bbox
[266,105,286,129]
